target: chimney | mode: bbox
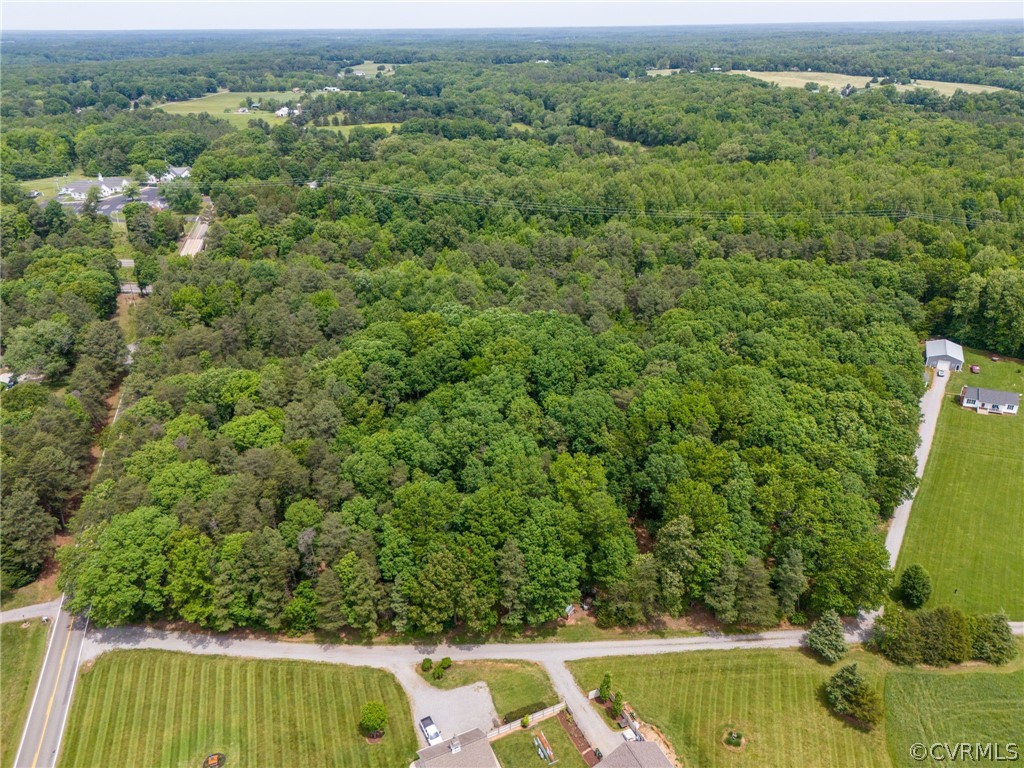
[450,737,461,754]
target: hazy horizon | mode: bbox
[3,0,1020,32]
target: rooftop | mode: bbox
[599,741,674,768]
[413,729,499,768]
[961,386,1019,407]
[925,338,965,362]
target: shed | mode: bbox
[924,339,964,371]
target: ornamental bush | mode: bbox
[897,565,932,609]
[359,701,387,737]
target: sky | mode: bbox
[2,0,1020,31]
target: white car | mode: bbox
[420,716,443,746]
[937,369,946,378]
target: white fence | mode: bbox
[487,702,567,740]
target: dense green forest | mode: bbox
[1,26,1022,635]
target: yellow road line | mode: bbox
[30,616,75,768]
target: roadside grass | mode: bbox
[492,721,589,768]
[60,650,417,768]
[1,620,49,768]
[0,575,61,611]
[418,660,558,722]
[13,171,91,203]
[885,663,1024,767]
[156,90,290,126]
[896,349,1024,618]
[728,70,1006,96]
[569,648,892,768]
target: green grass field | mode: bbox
[157,90,290,127]
[886,666,1024,767]
[14,172,92,203]
[60,650,416,768]
[570,649,891,768]
[728,71,1005,96]
[492,721,588,768]
[419,660,558,722]
[1,621,49,768]
[897,349,1024,618]
[325,122,402,137]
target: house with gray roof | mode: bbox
[59,175,131,200]
[925,339,965,371]
[599,740,674,767]
[412,729,499,768]
[960,386,1019,415]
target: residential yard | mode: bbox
[1,621,49,768]
[59,650,417,768]
[492,721,589,768]
[886,662,1024,767]
[419,660,558,722]
[728,70,1006,96]
[570,649,892,768]
[14,171,92,203]
[896,349,1024,618]
[157,90,291,127]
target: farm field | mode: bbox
[492,721,589,768]
[59,650,416,768]
[728,70,1006,96]
[886,664,1024,767]
[157,90,290,127]
[342,61,397,77]
[324,121,402,136]
[570,649,891,768]
[419,660,558,722]
[1,621,49,768]
[896,349,1024,618]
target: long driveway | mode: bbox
[885,366,949,566]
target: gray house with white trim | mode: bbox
[925,339,964,371]
[960,386,1019,415]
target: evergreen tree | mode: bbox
[824,664,883,728]
[0,482,57,590]
[773,549,808,616]
[806,609,848,663]
[897,564,932,609]
[736,556,779,628]
[315,568,346,633]
[654,515,699,617]
[706,551,739,625]
[335,551,384,637]
[496,537,527,626]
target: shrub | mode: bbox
[439,657,452,670]
[898,565,932,609]
[359,701,387,736]
[789,612,808,626]
[824,664,882,729]
[599,672,612,703]
[918,606,972,667]
[521,716,530,728]
[431,667,445,680]
[875,606,922,666]
[421,657,433,672]
[806,610,848,663]
[971,613,1018,665]
[611,691,624,719]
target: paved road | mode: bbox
[60,187,166,216]
[179,219,208,256]
[13,602,88,768]
[885,364,950,566]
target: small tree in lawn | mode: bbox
[807,610,848,663]
[599,672,612,703]
[360,701,387,738]
[824,664,882,729]
[611,691,624,719]
[897,565,932,609]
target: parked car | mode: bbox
[936,369,946,377]
[420,716,443,746]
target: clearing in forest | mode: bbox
[896,349,1024,618]
[60,650,416,768]
[726,70,1006,96]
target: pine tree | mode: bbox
[654,515,699,617]
[807,609,848,663]
[496,538,527,626]
[315,568,346,633]
[705,551,739,625]
[773,549,808,616]
[897,564,932,609]
[736,556,779,628]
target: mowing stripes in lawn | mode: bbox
[60,651,416,768]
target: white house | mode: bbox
[59,175,130,200]
[925,338,965,371]
[960,386,1019,415]
[275,106,290,117]
[323,86,340,92]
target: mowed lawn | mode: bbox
[728,70,1005,96]
[897,350,1024,618]
[492,721,588,768]
[157,90,290,127]
[570,649,891,768]
[1,621,49,768]
[886,663,1024,767]
[420,660,558,722]
[60,650,417,768]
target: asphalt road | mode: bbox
[13,602,88,768]
[61,187,166,216]
[179,219,208,256]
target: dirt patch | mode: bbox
[558,710,599,767]
[364,735,383,745]
[639,720,685,766]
